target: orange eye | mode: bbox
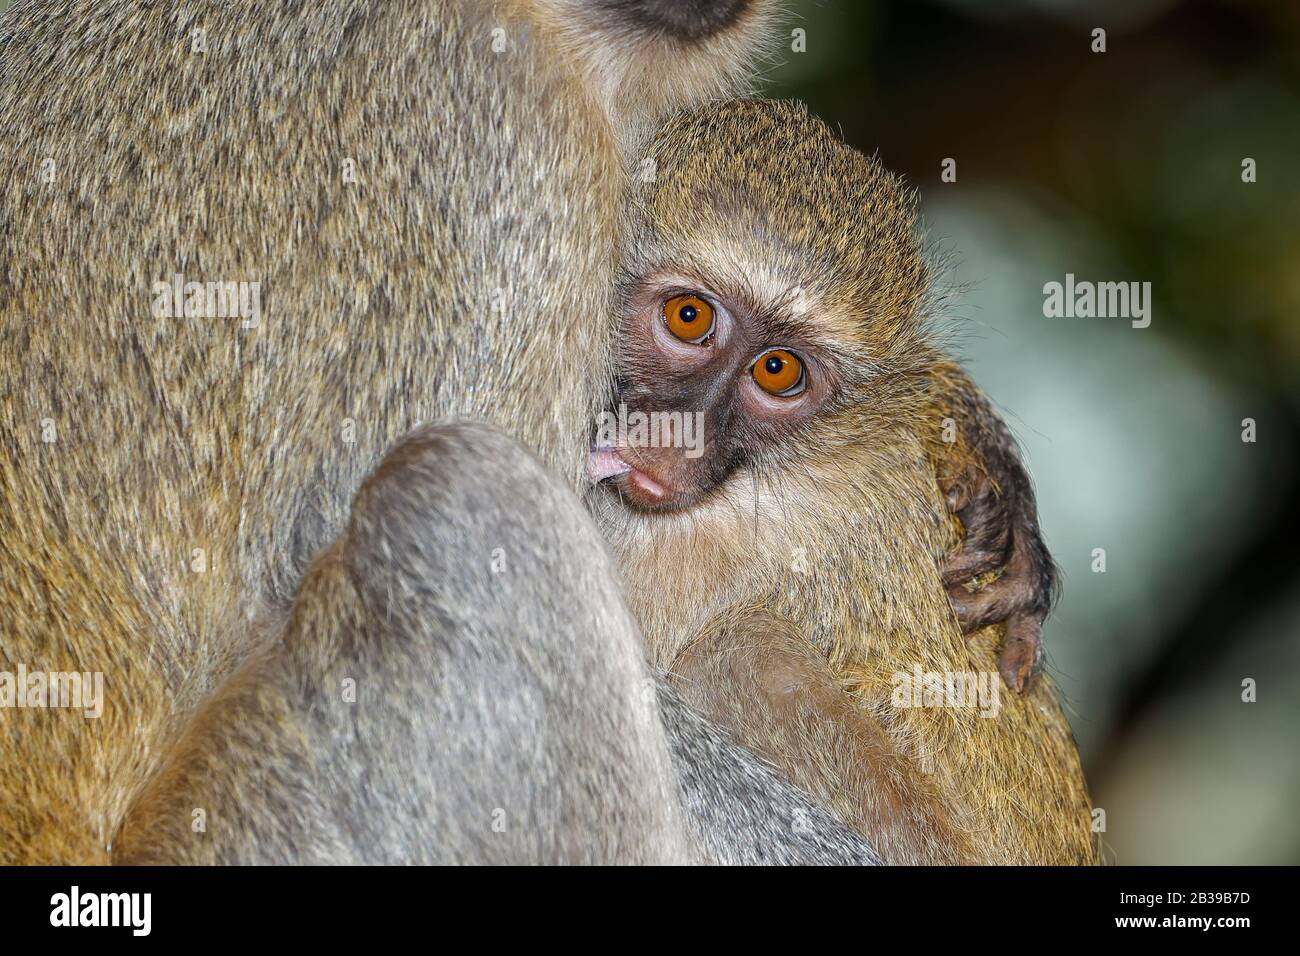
[752,349,805,396]
[663,294,714,342]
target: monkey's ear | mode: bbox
[531,0,782,151]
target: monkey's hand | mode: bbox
[931,366,1059,693]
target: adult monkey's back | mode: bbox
[1,0,863,863]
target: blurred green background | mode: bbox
[766,0,1300,863]
[2,0,1293,864]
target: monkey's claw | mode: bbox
[996,614,1042,694]
[944,532,1051,692]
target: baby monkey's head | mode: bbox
[591,98,935,514]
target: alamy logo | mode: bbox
[50,886,151,936]
[594,403,704,459]
[890,666,1001,718]
[151,273,262,329]
[0,665,103,718]
[1042,273,1151,328]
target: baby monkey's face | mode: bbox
[588,98,931,515]
[590,274,839,511]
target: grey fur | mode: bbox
[660,681,879,865]
[117,423,875,864]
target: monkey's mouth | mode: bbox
[586,446,690,512]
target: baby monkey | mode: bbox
[588,99,1095,864]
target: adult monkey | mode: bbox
[0,0,1047,863]
[0,0,872,866]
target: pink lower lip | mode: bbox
[586,447,672,502]
[626,467,668,500]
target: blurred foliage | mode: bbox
[768,0,1300,863]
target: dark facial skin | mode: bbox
[596,274,839,512]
